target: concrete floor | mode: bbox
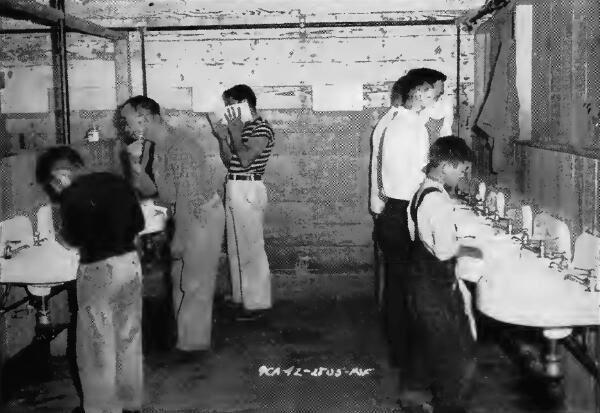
[2,274,580,413]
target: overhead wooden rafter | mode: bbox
[0,0,129,144]
[0,0,126,40]
[456,0,513,31]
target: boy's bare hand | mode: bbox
[206,113,229,140]
[458,245,483,259]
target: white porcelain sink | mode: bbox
[0,240,79,286]
[453,204,600,328]
[139,200,169,235]
[0,208,79,295]
[476,250,599,328]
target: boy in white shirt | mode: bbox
[369,73,438,369]
[407,68,455,142]
[402,136,482,413]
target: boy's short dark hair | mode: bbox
[390,71,436,105]
[36,146,84,200]
[427,135,474,172]
[223,84,257,110]
[390,76,410,105]
[114,95,161,144]
[121,95,161,116]
[406,67,447,84]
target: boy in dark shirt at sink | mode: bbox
[36,145,144,413]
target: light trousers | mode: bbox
[76,251,143,413]
[225,179,272,310]
[171,194,225,351]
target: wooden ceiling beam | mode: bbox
[0,0,126,40]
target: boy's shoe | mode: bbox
[235,308,268,321]
[398,400,433,413]
[398,389,432,409]
[172,348,210,363]
[225,301,242,309]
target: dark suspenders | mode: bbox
[142,139,156,185]
[410,187,443,241]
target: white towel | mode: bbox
[457,278,478,341]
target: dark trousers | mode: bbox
[406,246,477,413]
[376,199,411,367]
[66,281,84,410]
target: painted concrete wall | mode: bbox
[142,24,474,272]
[0,19,476,272]
[0,32,124,152]
[0,0,478,376]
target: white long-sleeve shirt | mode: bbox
[380,106,430,202]
[369,100,453,214]
[369,107,398,214]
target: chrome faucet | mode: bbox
[495,216,513,234]
[521,230,530,244]
[33,231,48,247]
[564,269,594,288]
[517,231,532,250]
[473,200,484,215]
[3,241,30,259]
[3,241,19,258]
[548,252,569,271]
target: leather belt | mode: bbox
[227,173,262,181]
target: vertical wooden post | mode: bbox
[456,24,461,140]
[50,0,70,145]
[127,30,145,97]
[114,37,132,105]
[139,27,147,97]
[0,70,9,156]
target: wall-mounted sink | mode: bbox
[0,208,79,295]
[139,200,168,235]
[454,204,600,329]
[1,200,167,295]
[0,240,79,287]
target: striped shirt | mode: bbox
[228,117,274,175]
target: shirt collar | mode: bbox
[395,105,422,120]
[423,177,448,195]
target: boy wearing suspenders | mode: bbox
[403,136,483,413]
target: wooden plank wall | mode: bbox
[472,3,600,410]
[531,0,600,150]
[512,144,598,238]
[475,0,600,241]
